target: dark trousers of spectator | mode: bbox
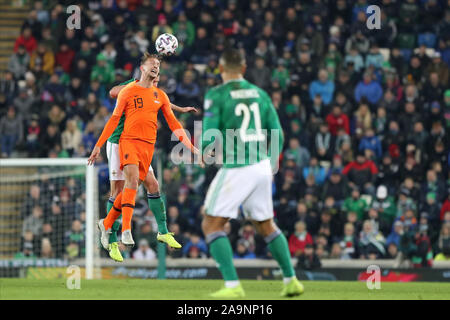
[26,140,39,157]
[1,134,17,157]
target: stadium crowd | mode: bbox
[4,0,450,267]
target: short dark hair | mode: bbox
[140,52,160,65]
[219,49,245,71]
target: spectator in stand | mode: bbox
[55,42,75,74]
[342,151,378,194]
[288,221,313,257]
[29,42,55,76]
[420,192,441,231]
[354,71,383,107]
[359,128,383,160]
[39,124,60,158]
[326,105,350,136]
[233,239,256,259]
[182,233,208,258]
[314,122,334,161]
[22,205,43,238]
[343,187,367,221]
[302,157,327,186]
[8,44,30,80]
[425,52,449,87]
[358,220,386,259]
[152,13,173,42]
[0,71,17,103]
[0,106,23,157]
[283,137,310,170]
[247,56,271,91]
[133,239,156,260]
[175,70,200,106]
[25,114,41,157]
[353,102,372,134]
[297,244,321,270]
[339,223,358,259]
[436,223,450,257]
[441,189,450,221]
[65,220,85,259]
[371,185,397,226]
[40,238,54,258]
[322,169,348,205]
[15,230,36,259]
[309,69,335,106]
[14,27,37,54]
[90,53,115,87]
[61,119,82,157]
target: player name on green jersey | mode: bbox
[201,79,284,168]
[107,78,135,144]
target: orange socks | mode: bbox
[103,192,123,230]
[121,188,137,232]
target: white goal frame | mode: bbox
[0,158,97,279]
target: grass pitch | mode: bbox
[1,279,450,300]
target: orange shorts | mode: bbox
[119,139,155,181]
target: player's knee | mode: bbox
[255,219,277,237]
[201,217,215,235]
[144,176,159,194]
[201,218,208,234]
[111,181,124,198]
[125,176,139,189]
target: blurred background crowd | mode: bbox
[3,0,450,268]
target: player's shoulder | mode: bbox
[153,86,167,96]
[246,81,271,100]
[118,80,139,96]
[119,78,136,86]
[205,82,227,98]
[153,86,169,100]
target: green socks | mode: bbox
[107,197,121,244]
[107,192,169,244]
[266,230,295,278]
[148,193,169,234]
[207,232,239,281]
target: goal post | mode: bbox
[0,158,98,279]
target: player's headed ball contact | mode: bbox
[155,33,178,56]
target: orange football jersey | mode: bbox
[95,81,194,151]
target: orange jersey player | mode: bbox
[88,52,199,249]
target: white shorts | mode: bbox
[106,141,153,181]
[204,159,274,221]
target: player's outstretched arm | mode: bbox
[88,91,128,165]
[87,114,121,165]
[170,103,198,113]
[161,101,199,155]
[109,85,126,99]
[109,79,136,98]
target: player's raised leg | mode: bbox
[106,140,125,261]
[202,215,245,298]
[99,192,123,250]
[107,180,124,261]
[120,163,139,247]
[252,219,304,297]
[143,168,181,249]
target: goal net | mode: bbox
[0,158,99,279]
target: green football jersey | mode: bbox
[107,78,135,144]
[202,78,284,168]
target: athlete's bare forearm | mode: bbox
[110,85,126,99]
[170,103,198,113]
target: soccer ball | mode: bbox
[155,33,178,56]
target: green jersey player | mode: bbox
[105,75,197,261]
[201,49,304,298]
